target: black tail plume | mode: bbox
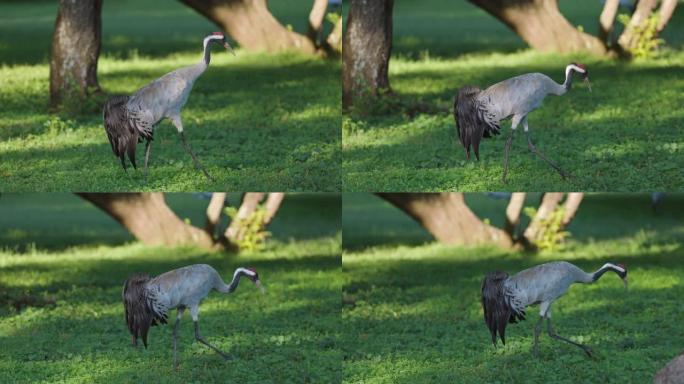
[103,96,138,170]
[481,270,514,346]
[454,86,498,160]
[122,273,153,348]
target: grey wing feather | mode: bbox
[103,95,139,169]
[454,86,500,160]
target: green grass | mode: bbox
[0,193,342,383]
[0,0,340,192]
[342,1,684,192]
[342,193,684,383]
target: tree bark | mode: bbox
[180,0,317,54]
[468,0,607,55]
[78,193,218,249]
[205,193,227,237]
[656,0,678,35]
[561,193,584,227]
[50,0,102,108]
[617,0,658,52]
[654,351,684,384]
[342,0,394,109]
[523,192,564,243]
[378,193,514,247]
[262,193,285,226]
[504,192,526,238]
[598,0,620,44]
[225,193,265,241]
[307,0,329,44]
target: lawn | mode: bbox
[342,1,684,192]
[0,0,340,192]
[342,193,684,383]
[0,193,342,383]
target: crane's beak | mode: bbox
[254,279,266,294]
[583,76,592,93]
[223,41,236,56]
[622,276,628,290]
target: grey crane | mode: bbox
[454,63,592,183]
[104,32,234,182]
[122,264,264,369]
[481,261,627,357]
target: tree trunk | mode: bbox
[180,0,317,54]
[262,193,285,226]
[654,351,684,384]
[598,0,620,44]
[523,192,564,243]
[325,15,343,55]
[468,0,607,55]
[656,0,678,34]
[561,193,584,227]
[78,193,218,249]
[205,193,227,237]
[617,0,658,52]
[307,0,328,44]
[378,193,514,247]
[504,192,526,238]
[50,0,102,108]
[342,0,394,109]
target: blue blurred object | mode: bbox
[485,192,512,201]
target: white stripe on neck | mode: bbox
[601,262,624,273]
[566,64,586,78]
[203,35,223,50]
[235,267,256,277]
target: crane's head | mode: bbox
[616,263,628,289]
[568,62,591,92]
[205,32,235,56]
[244,267,266,294]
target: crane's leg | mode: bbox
[170,115,216,182]
[532,315,544,357]
[502,117,521,184]
[546,318,593,357]
[190,305,232,361]
[143,140,152,184]
[533,302,551,357]
[173,307,184,370]
[523,120,573,180]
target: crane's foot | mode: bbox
[179,132,216,182]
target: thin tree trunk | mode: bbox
[50,0,102,108]
[262,193,285,226]
[378,193,514,247]
[656,0,678,34]
[504,192,526,238]
[225,193,265,241]
[523,192,564,243]
[598,0,620,44]
[617,0,658,52]
[205,193,227,237]
[78,193,218,249]
[561,193,584,227]
[342,0,394,109]
[654,351,684,384]
[307,0,328,44]
[180,0,317,54]
[468,0,607,55]
[325,15,343,55]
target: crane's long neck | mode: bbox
[187,37,216,82]
[221,267,254,293]
[202,37,213,67]
[589,263,627,283]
